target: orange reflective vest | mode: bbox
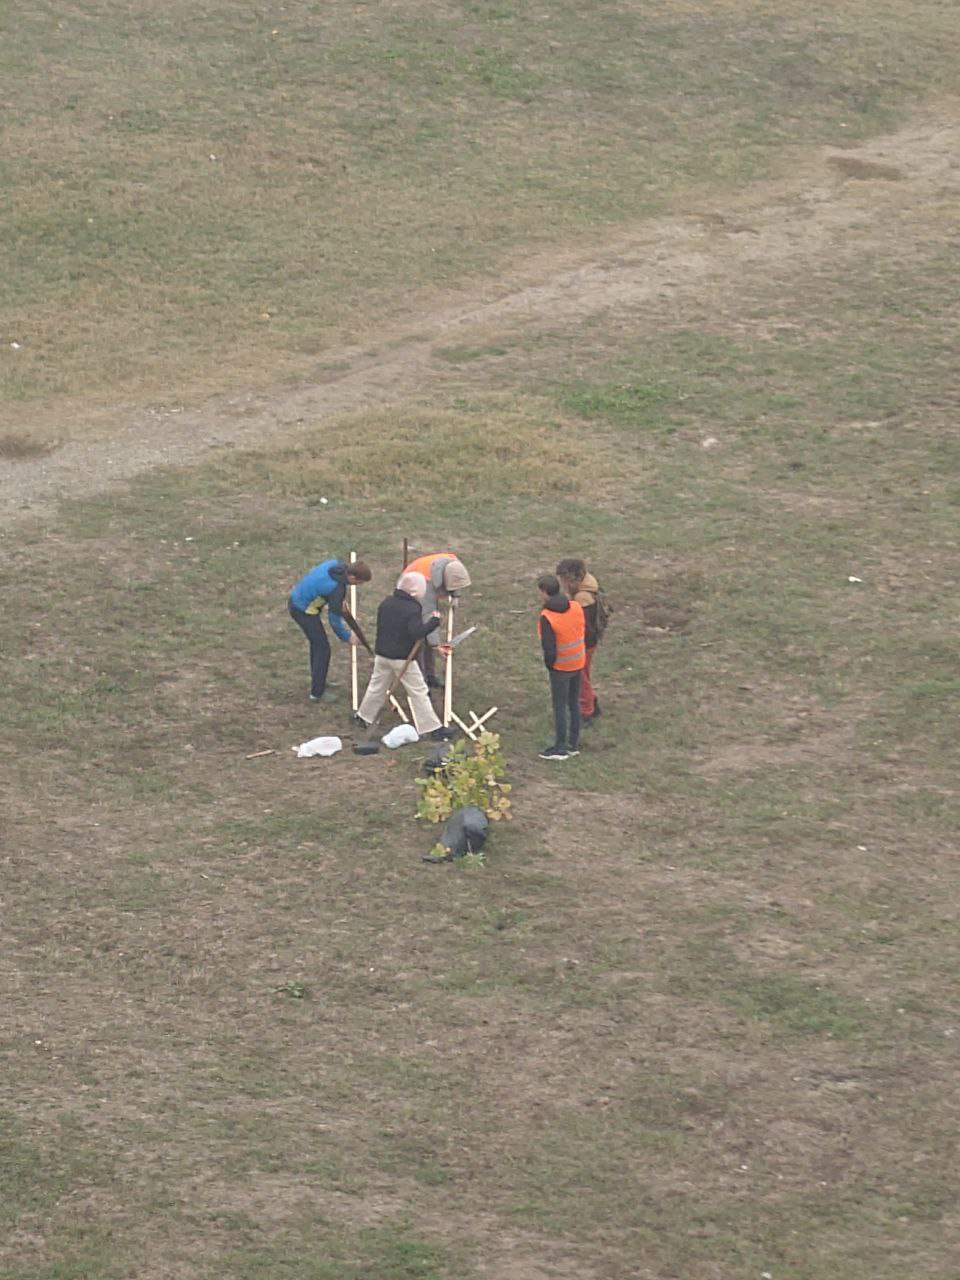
[406,552,456,582]
[540,601,586,672]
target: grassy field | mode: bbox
[3,1,960,1278]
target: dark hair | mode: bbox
[555,558,586,584]
[537,573,560,596]
[349,560,372,583]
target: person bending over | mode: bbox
[403,551,471,688]
[288,556,371,702]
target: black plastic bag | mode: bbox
[422,741,454,775]
[422,805,489,863]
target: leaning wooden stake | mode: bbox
[349,551,359,713]
[442,601,455,727]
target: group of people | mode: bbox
[287,550,606,761]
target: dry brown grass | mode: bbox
[212,399,644,508]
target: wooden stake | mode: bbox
[442,600,455,728]
[401,537,409,574]
[450,710,478,740]
[349,550,359,713]
[245,749,275,760]
[468,706,498,734]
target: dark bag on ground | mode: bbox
[424,805,489,862]
[423,742,454,775]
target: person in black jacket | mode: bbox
[355,572,445,736]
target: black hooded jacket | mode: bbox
[375,589,441,660]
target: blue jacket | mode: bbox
[289,559,352,641]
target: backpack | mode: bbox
[593,585,613,642]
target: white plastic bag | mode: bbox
[381,723,420,749]
[294,735,343,759]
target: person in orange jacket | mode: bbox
[536,573,586,761]
[403,551,472,688]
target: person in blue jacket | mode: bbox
[288,557,372,701]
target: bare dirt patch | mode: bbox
[826,155,905,181]
[0,432,56,460]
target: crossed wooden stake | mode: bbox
[449,705,499,741]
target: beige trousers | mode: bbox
[358,654,441,735]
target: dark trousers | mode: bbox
[417,642,439,685]
[288,599,331,697]
[548,669,582,751]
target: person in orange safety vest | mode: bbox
[403,552,471,688]
[536,572,586,762]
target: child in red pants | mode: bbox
[556,559,604,723]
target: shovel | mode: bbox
[352,639,423,756]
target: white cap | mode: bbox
[397,570,428,599]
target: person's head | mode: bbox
[537,573,560,603]
[441,559,471,593]
[397,570,428,600]
[347,560,372,586]
[555,558,586,593]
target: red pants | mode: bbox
[579,646,597,716]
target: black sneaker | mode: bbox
[430,726,454,741]
[566,747,580,757]
[351,711,370,727]
[309,693,327,703]
[538,745,569,761]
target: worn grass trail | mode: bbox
[3,102,959,525]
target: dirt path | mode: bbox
[2,106,957,527]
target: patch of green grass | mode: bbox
[734,974,865,1038]
[433,344,510,363]
[560,379,678,431]
[225,1230,456,1280]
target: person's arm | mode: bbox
[408,608,442,643]
[325,581,352,642]
[539,616,557,669]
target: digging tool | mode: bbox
[341,601,409,722]
[442,602,455,728]
[353,639,423,756]
[448,625,477,649]
[349,551,359,712]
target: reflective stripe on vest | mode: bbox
[541,601,586,671]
